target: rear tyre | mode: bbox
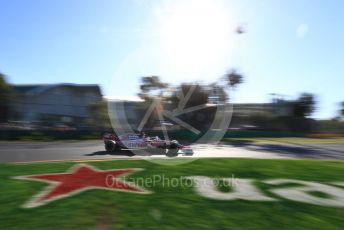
[105,142,117,152]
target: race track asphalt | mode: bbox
[0,140,343,163]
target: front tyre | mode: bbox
[166,145,178,157]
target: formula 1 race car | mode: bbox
[103,133,193,157]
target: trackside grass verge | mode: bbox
[0,158,343,229]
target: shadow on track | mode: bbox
[223,139,254,147]
[85,149,135,157]
[223,140,344,160]
[86,148,170,157]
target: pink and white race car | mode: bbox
[102,133,193,157]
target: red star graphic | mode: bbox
[14,164,150,208]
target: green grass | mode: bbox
[0,158,343,229]
[223,137,344,145]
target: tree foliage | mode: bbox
[87,100,112,129]
[172,84,209,108]
[225,69,244,88]
[0,72,12,122]
[0,72,11,99]
[292,93,316,118]
[136,72,245,131]
[138,76,168,100]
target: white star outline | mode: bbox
[12,164,151,208]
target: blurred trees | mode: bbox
[170,83,213,131]
[138,70,244,105]
[340,101,344,117]
[136,71,244,132]
[225,69,244,88]
[137,76,169,130]
[170,84,209,108]
[138,76,168,100]
[87,100,112,130]
[292,93,316,118]
[0,72,12,122]
[272,93,317,132]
